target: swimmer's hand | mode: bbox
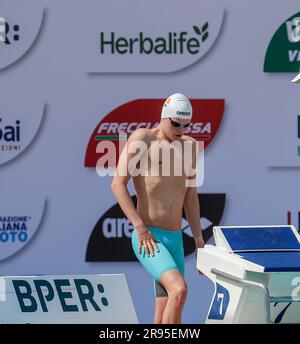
[194,237,205,249]
[135,224,160,257]
[194,237,205,275]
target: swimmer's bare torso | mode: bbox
[132,128,193,231]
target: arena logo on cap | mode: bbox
[264,12,300,72]
[88,2,224,73]
[0,0,44,70]
[85,194,226,262]
[0,196,46,261]
[0,103,45,166]
[84,99,225,169]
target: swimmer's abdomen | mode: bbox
[133,175,186,230]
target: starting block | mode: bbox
[197,225,300,323]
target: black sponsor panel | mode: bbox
[86,193,226,262]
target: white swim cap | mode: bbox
[161,93,193,120]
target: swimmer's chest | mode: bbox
[146,142,191,177]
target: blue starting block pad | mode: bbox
[221,226,300,252]
[219,226,300,272]
[197,225,300,324]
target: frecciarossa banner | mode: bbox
[85,99,225,168]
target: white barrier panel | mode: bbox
[0,274,138,324]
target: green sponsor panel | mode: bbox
[264,12,300,72]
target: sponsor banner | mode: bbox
[0,195,46,261]
[0,101,45,166]
[87,0,224,73]
[86,194,226,262]
[85,99,225,168]
[0,0,44,70]
[264,11,300,72]
[0,274,138,324]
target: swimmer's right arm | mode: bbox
[111,129,160,257]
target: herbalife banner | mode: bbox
[86,1,224,73]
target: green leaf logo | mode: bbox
[202,22,209,33]
[193,23,209,42]
[193,26,202,35]
[202,32,209,42]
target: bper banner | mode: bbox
[0,274,138,323]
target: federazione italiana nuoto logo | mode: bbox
[264,12,300,72]
[0,196,46,261]
[84,99,225,168]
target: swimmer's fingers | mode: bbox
[150,234,160,248]
[138,241,142,255]
[150,238,160,253]
[145,240,154,257]
[152,236,160,243]
[141,240,150,256]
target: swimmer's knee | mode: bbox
[169,282,188,298]
[159,269,188,299]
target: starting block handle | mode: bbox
[211,268,272,324]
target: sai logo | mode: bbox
[0,102,45,166]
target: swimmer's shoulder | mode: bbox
[180,134,197,143]
[129,128,156,144]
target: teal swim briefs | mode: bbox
[131,226,185,298]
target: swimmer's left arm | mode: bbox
[182,136,204,249]
[184,187,204,275]
[183,186,204,249]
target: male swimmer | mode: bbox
[111,93,204,324]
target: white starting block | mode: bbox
[197,225,300,324]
